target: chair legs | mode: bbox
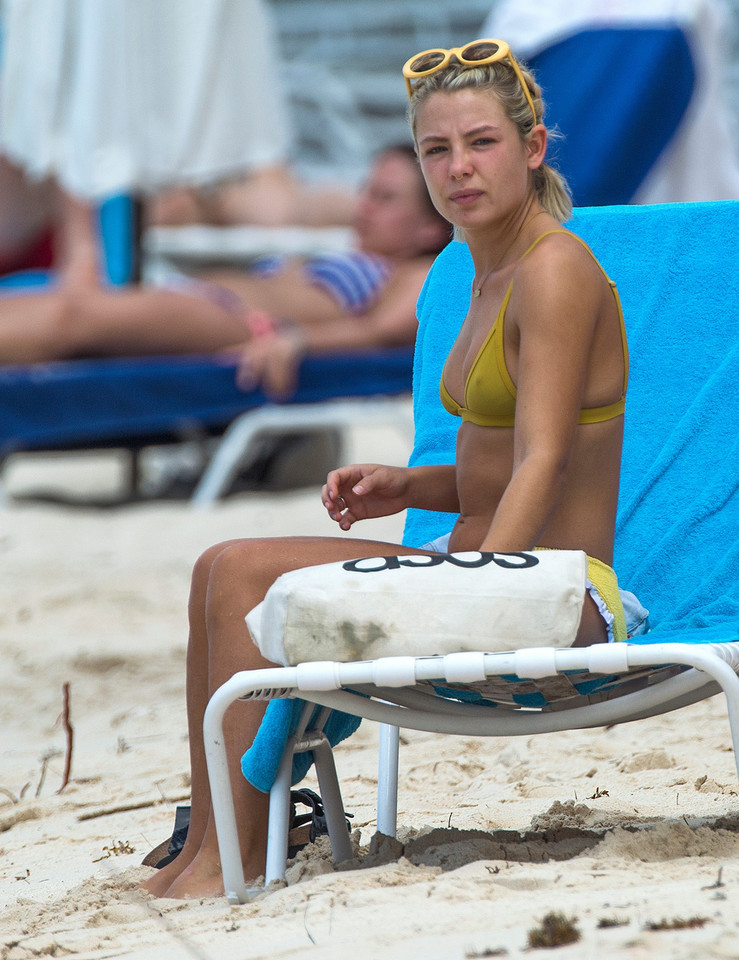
[203,678,256,904]
[311,736,354,862]
[265,742,294,886]
[711,658,739,782]
[626,643,739,783]
[377,723,399,837]
[265,717,353,885]
[270,722,400,879]
[204,684,354,902]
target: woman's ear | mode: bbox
[526,124,547,170]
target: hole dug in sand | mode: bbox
[283,801,739,886]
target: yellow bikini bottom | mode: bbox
[585,556,627,643]
[534,549,626,642]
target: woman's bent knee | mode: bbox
[203,537,334,610]
[206,539,269,589]
[189,539,252,608]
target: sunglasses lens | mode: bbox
[410,50,446,74]
[461,41,500,62]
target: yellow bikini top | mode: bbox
[440,231,629,428]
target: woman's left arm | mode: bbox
[235,259,431,398]
[479,247,600,552]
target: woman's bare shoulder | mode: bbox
[509,231,607,337]
[515,229,606,299]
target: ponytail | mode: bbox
[533,162,572,222]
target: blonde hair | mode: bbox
[407,59,572,223]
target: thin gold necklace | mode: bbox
[472,210,546,298]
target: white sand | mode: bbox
[1,422,738,959]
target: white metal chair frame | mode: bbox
[191,398,414,506]
[204,640,739,904]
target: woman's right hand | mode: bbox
[322,463,411,531]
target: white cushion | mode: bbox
[246,550,587,666]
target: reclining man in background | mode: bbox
[0,145,450,397]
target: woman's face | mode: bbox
[353,150,442,259]
[414,87,541,233]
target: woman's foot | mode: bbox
[141,817,266,900]
[159,841,266,900]
[141,853,190,898]
[159,847,228,899]
[140,833,201,898]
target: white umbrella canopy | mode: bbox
[0,0,292,199]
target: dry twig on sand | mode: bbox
[57,682,74,793]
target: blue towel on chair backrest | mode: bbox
[403,201,739,638]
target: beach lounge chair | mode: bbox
[0,347,414,504]
[200,199,738,903]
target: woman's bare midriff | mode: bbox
[450,418,622,556]
[448,419,624,645]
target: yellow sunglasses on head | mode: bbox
[402,38,537,125]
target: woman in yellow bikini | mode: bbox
[142,39,634,900]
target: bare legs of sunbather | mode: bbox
[142,535,432,900]
[141,536,409,898]
[54,191,103,289]
[0,286,248,364]
[0,146,446,365]
[0,264,343,364]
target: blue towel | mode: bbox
[404,201,739,645]
[405,238,473,549]
[241,699,362,794]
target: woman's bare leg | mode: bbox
[0,286,249,364]
[209,169,357,228]
[143,531,611,898]
[144,535,431,900]
[142,539,264,898]
[0,259,350,364]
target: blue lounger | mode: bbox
[0,348,414,502]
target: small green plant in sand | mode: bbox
[527,911,581,948]
[465,949,508,958]
[92,840,136,862]
[597,916,630,929]
[645,917,709,931]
